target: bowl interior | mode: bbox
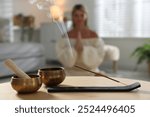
[13,74,39,79]
[39,67,64,72]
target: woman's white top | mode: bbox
[56,38,105,70]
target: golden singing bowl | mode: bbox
[38,67,66,87]
[11,75,42,94]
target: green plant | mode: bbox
[132,43,150,64]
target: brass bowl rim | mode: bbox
[38,67,64,72]
[12,74,39,79]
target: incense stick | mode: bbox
[74,65,127,86]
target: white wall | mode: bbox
[13,0,96,29]
[13,0,50,28]
[102,38,148,72]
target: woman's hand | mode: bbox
[75,32,83,54]
[75,39,83,53]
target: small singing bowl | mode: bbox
[11,75,42,94]
[38,67,66,87]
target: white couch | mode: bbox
[0,43,46,77]
[104,45,120,72]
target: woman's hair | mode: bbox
[72,4,88,28]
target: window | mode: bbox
[0,0,13,18]
[0,0,13,42]
[94,0,150,37]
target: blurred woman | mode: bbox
[56,4,105,75]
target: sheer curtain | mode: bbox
[94,0,150,37]
[0,0,13,42]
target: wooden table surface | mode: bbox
[0,76,150,100]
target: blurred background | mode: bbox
[0,0,149,82]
